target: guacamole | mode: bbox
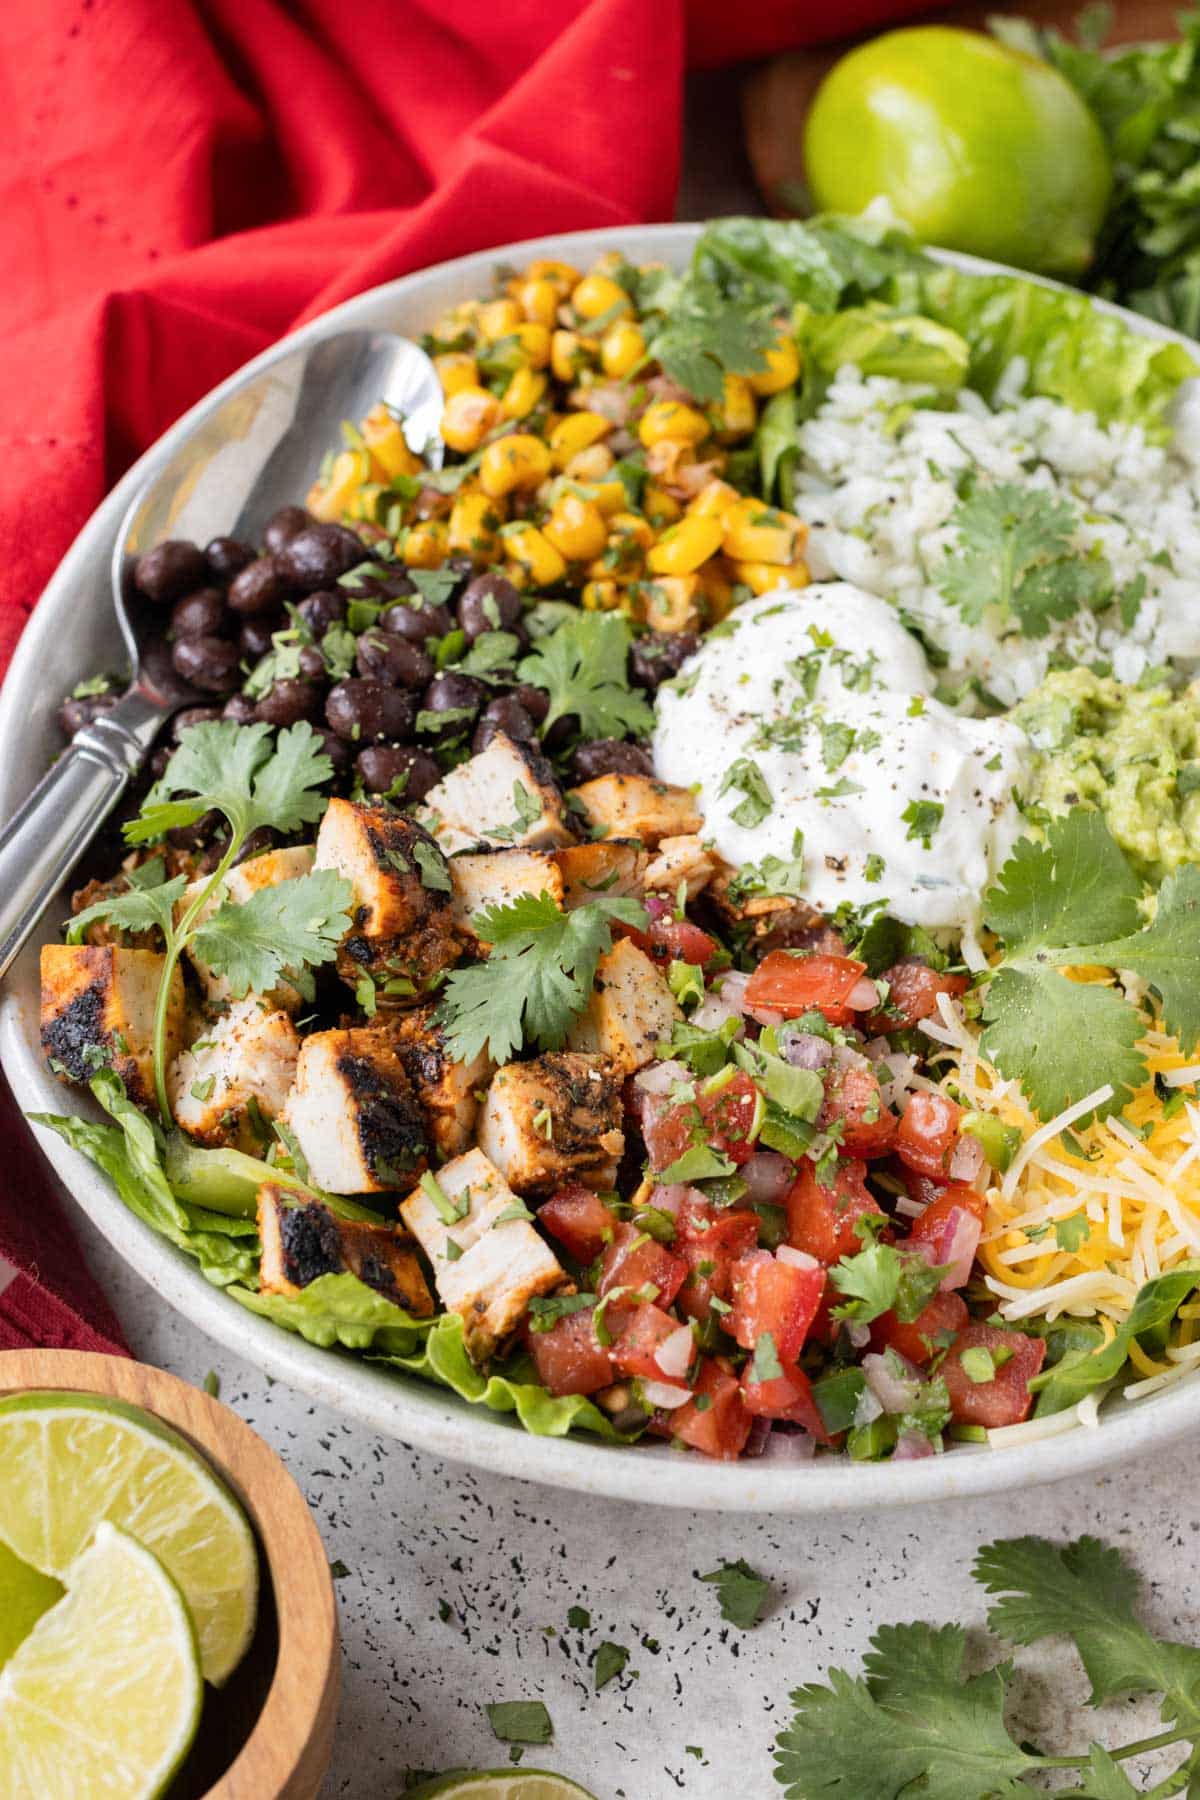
[1013,668,1200,883]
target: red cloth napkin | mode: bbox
[0,0,937,1352]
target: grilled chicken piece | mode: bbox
[399,1147,565,1360]
[40,945,184,1109]
[707,858,822,945]
[70,871,159,952]
[642,833,715,901]
[281,1027,427,1195]
[168,997,300,1152]
[554,839,647,908]
[417,732,573,854]
[386,1004,493,1160]
[477,1053,625,1196]
[566,937,680,1075]
[567,774,702,847]
[449,848,564,941]
[258,1185,434,1315]
[314,800,461,1004]
[176,845,315,1012]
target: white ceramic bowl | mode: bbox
[4,222,1199,1510]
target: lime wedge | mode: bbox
[405,1777,597,1799]
[0,1520,202,1798]
[0,1541,62,1669]
[0,1390,257,1684]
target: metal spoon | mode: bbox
[0,327,443,977]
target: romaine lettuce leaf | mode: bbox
[231,1271,431,1356]
[1030,1264,1200,1416]
[801,304,969,389]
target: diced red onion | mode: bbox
[949,1133,987,1186]
[893,1428,937,1461]
[833,1041,871,1074]
[570,380,632,424]
[846,1322,872,1351]
[634,1059,688,1097]
[778,1030,833,1070]
[852,1383,884,1427]
[863,1351,922,1415]
[692,969,750,1034]
[744,1417,773,1458]
[641,1378,692,1410]
[654,1324,695,1379]
[875,1051,918,1111]
[847,977,879,1011]
[777,1245,819,1270]
[740,1152,794,1205]
[762,1427,815,1462]
[648,1183,694,1217]
[644,894,673,924]
[913,1205,982,1291]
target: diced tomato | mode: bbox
[785,1157,885,1266]
[867,960,970,1034]
[907,1184,985,1290]
[941,1323,1046,1428]
[740,1362,833,1442]
[744,950,868,1026]
[641,1070,761,1172]
[869,1291,969,1367]
[729,1250,826,1363]
[618,914,717,967]
[897,1091,964,1182]
[674,1198,759,1322]
[538,1185,616,1264]
[819,1063,897,1158]
[611,1303,690,1381]
[598,1222,687,1311]
[522,1307,613,1397]
[659,1359,752,1460]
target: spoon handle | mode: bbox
[0,691,168,978]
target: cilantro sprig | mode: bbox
[937,482,1110,638]
[775,1535,1200,1797]
[517,612,652,742]
[436,890,648,1065]
[644,275,776,404]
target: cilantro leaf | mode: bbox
[594,1640,629,1691]
[66,867,187,946]
[1081,863,1200,1056]
[1076,1745,1141,1799]
[774,1621,1035,1799]
[980,964,1147,1121]
[517,612,652,741]
[436,891,648,1065]
[830,1243,946,1327]
[938,481,1107,638]
[699,1559,772,1629]
[485,1700,552,1745]
[646,277,775,403]
[719,757,772,829]
[191,869,353,999]
[974,1536,1200,1732]
[984,810,1143,954]
[127,721,333,844]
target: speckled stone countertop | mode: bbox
[67,1197,1200,1800]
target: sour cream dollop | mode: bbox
[652,583,1029,933]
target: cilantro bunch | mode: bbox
[775,1534,1200,1797]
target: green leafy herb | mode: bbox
[594,1641,629,1691]
[700,1559,772,1629]
[726,831,806,903]
[719,757,773,829]
[412,840,452,894]
[1029,1264,1199,1417]
[829,1242,946,1327]
[645,277,775,403]
[751,1331,784,1383]
[485,1701,553,1746]
[568,1605,591,1630]
[526,1293,599,1334]
[901,799,944,849]
[517,612,653,740]
[657,1144,737,1185]
[189,869,351,1001]
[937,482,1111,639]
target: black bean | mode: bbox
[170,588,228,639]
[355,627,433,690]
[382,597,452,644]
[238,615,282,659]
[326,679,416,743]
[166,807,222,850]
[149,745,172,778]
[204,536,255,583]
[419,671,485,735]
[511,681,550,724]
[297,645,327,681]
[473,695,536,754]
[57,692,118,737]
[571,738,654,782]
[228,555,291,617]
[355,743,441,800]
[170,705,223,742]
[222,693,259,724]
[133,540,207,604]
[314,726,353,774]
[171,634,241,694]
[234,827,278,865]
[343,567,415,603]
[256,679,324,727]
[277,524,364,592]
[457,572,522,643]
[262,505,315,555]
[296,589,347,635]
[630,630,700,693]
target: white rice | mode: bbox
[791,369,1200,708]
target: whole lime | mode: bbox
[803,26,1112,277]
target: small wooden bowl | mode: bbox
[0,1349,339,1800]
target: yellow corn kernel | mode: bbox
[748,334,802,396]
[435,351,479,399]
[551,329,594,383]
[360,404,422,481]
[582,579,622,611]
[477,297,522,342]
[644,439,697,489]
[600,319,646,379]
[647,514,724,577]
[549,409,612,468]
[712,374,757,442]
[518,278,561,327]
[568,478,626,518]
[563,443,615,482]
[502,523,568,587]
[344,481,385,523]
[448,490,505,564]
[643,482,682,528]
[513,321,552,368]
[403,518,451,568]
[730,557,810,595]
[479,433,553,498]
[699,560,736,621]
[687,478,740,522]
[501,366,548,420]
[528,258,580,292]
[722,497,806,566]
[307,448,370,523]
[571,273,630,322]
[636,574,703,633]
[441,385,504,454]
[639,400,710,449]
[543,494,609,563]
[589,250,626,278]
[589,512,653,581]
